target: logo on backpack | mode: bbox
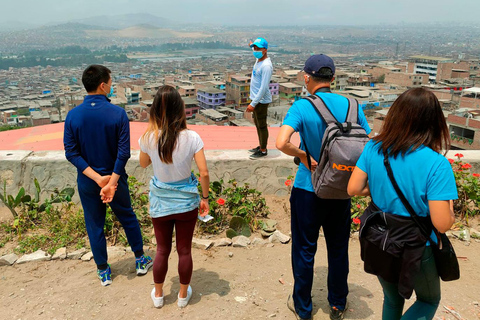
[332,163,355,172]
[304,95,369,199]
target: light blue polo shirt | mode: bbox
[356,140,458,218]
[282,92,371,192]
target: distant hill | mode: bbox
[85,24,212,39]
[0,21,39,32]
[72,13,177,29]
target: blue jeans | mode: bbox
[290,187,351,319]
[378,246,440,320]
[78,173,144,268]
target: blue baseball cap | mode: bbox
[303,54,335,76]
[249,37,268,49]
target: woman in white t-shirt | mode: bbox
[139,85,210,309]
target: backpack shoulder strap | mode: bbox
[345,98,359,124]
[304,95,337,124]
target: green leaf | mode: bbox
[38,203,47,213]
[59,187,75,198]
[21,195,31,203]
[7,195,15,208]
[34,178,41,202]
[14,187,25,206]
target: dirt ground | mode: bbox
[0,196,479,320]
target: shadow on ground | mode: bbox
[169,268,231,307]
[312,266,375,319]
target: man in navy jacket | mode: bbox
[64,65,152,286]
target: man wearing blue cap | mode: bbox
[247,37,273,159]
[276,55,371,320]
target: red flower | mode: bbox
[455,153,464,158]
[448,159,454,164]
[352,218,361,225]
[216,198,225,206]
[356,204,361,209]
[285,179,292,186]
[462,163,472,169]
[198,176,201,181]
[473,173,480,178]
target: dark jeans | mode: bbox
[253,103,269,149]
[78,173,144,268]
[151,208,198,285]
[290,187,351,319]
[378,246,440,320]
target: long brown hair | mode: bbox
[373,87,450,157]
[141,85,187,163]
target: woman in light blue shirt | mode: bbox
[348,88,457,320]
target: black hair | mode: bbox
[82,65,111,93]
[311,67,334,83]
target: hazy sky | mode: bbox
[4,0,480,26]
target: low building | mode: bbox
[197,87,226,109]
[182,97,200,119]
[31,110,51,126]
[385,72,429,87]
[195,109,229,126]
[279,82,302,100]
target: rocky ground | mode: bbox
[0,196,479,320]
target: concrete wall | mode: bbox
[0,149,298,204]
[2,149,480,206]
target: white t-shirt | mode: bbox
[139,129,204,183]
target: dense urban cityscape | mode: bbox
[1,13,480,152]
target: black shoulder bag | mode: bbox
[384,153,460,282]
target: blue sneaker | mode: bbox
[136,255,153,275]
[97,265,112,286]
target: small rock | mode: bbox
[269,230,291,244]
[251,237,266,246]
[262,219,277,233]
[52,247,67,260]
[470,228,480,238]
[0,253,18,266]
[473,301,479,306]
[266,243,275,248]
[451,230,470,241]
[67,248,87,260]
[278,278,285,285]
[228,252,233,258]
[213,238,232,247]
[234,296,247,303]
[107,246,126,258]
[192,238,214,250]
[268,314,277,318]
[232,235,251,247]
[16,250,51,264]
[261,230,275,238]
[81,252,93,261]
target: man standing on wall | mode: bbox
[64,64,153,287]
[276,55,371,320]
[247,37,273,159]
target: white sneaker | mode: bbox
[177,285,192,308]
[151,288,164,308]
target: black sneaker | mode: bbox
[249,149,267,159]
[330,305,347,320]
[248,146,260,153]
[287,295,312,320]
